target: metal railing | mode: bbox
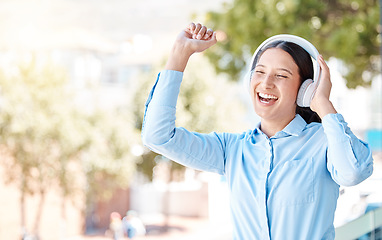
[335,207,382,240]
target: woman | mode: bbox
[141,23,373,239]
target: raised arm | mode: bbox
[141,24,227,175]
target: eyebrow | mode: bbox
[255,64,293,75]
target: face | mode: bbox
[250,48,301,124]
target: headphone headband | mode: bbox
[247,34,321,107]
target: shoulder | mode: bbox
[214,131,247,141]
[301,121,327,141]
[304,121,324,133]
[304,113,346,133]
[212,130,254,145]
[305,121,322,130]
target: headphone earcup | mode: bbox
[297,79,313,107]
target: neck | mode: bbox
[260,115,296,137]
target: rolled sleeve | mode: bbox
[147,70,183,108]
[142,70,183,146]
[323,113,373,186]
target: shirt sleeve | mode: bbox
[141,70,226,175]
[323,113,373,186]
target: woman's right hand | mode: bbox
[165,23,217,72]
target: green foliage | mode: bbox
[204,0,380,88]
[0,59,80,196]
[0,57,135,203]
[82,109,135,200]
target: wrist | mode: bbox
[165,43,193,72]
[312,98,337,119]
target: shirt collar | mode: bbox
[251,114,307,138]
[281,114,307,136]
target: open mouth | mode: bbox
[258,92,278,104]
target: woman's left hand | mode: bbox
[310,55,337,118]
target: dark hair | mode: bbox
[252,40,321,123]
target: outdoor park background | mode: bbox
[0,0,380,239]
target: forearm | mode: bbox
[324,114,373,186]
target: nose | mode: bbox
[261,74,274,88]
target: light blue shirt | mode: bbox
[141,70,373,240]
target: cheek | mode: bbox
[285,83,300,102]
[249,79,259,99]
[250,75,262,91]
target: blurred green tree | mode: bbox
[82,108,135,210]
[0,59,82,238]
[0,58,134,238]
[204,0,380,88]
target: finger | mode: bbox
[317,55,330,81]
[318,55,328,70]
[185,24,194,36]
[203,28,213,40]
[194,31,218,53]
[193,23,202,38]
[319,55,330,73]
[196,26,207,40]
[185,22,195,35]
[316,55,332,97]
[206,31,218,45]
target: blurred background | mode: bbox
[0,0,380,239]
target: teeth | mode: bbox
[258,92,278,99]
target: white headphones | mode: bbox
[247,34,321,107]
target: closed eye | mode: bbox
[276,74,288,79]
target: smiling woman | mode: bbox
[141,23,374,240]
[250,48,302,137]
[249,39,323,137]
